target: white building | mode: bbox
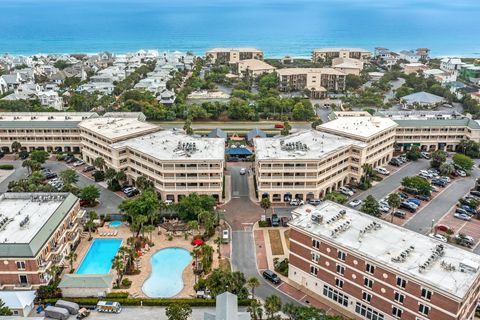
[0,291,36,316]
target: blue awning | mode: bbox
[225,148,253,156]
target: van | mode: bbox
[375,167,390,175]
[55,299,79,315]
[96,301,122,313]
[308,199,321,206]
[45,306,70,320]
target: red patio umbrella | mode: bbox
[193,239,203,246]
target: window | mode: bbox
[336,264,345,275]
[394,291,405,304]
[312,239,320,249]
[311,252,320,263]
[19,275,28,284]
[335,278,344,288]
[392,306,403,318]
[396,276,406,289]
[419,304,430,316]
[16,261,26,270]
[362,291,372,302]
[337,250,346,261]
[366,263,375,274]
[355,302,385,320]
[310,265,318,276]
[364,277,373,289]
[323,285,349,307]
[421,288,432,300]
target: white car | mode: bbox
[339,187,354,196]
[349,199,362,207]
[73,160,85,167]
[239,168,247,175]
[379,205,390,212]
[429,233,447,243]
[375,167,390,175]
[456,170,467,177]
[290,199,304,206]
[418,170,433,179]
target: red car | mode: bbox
[79,199,89,207]
[274,123,284,128]
[436,224,450,232]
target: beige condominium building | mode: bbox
[312,48,372,63]
[331,57,364,76]
[205,48,263,64]
[276,68,347,98]
[254,116,397,203]
[288,201,480,320]
[110,129,225,202]
[0,112,98,153]
[236,59,276,77]
[0,193,82,289]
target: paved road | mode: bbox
[0,160,123,214]
[226,166,299,305]
[404,167,480,235]
[351,159,430,202]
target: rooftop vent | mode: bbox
[419,244,445,273]
[325,210,346,225]
[391,245,415,263]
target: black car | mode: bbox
[416,194,430,201]
[470,190,480,197]
[19,151,29,160]
[389,159,402,167]
[398,192,408,199]
[0,151,4,159]
[271,214,280,227]
[83,165,95,172]
[126,188,139,197]
[262,269,281,284]
[45,172,57,179]
[400,202,416,213]
[431,179,446,187]
[393,211,406,219]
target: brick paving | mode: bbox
[223,198,262,230]
[254,229,268,270]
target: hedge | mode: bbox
[0,164,14,170]
[43,297,253,307]
[106,292,129,299]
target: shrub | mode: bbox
[258,220,270,228]
[0,164,14,170]
[93,170,105,182]
[106,292,129,299]
[121,278,132,289]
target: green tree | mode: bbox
[291,102,315,121]
[439,162,455,176]
[136,175,154,191]
[401,176,431,195]
[11,141,21,157]
[165,303,192,320]
[282,303,330,320]
[66,251,77,272]
[406,146,421,161]
[112,255,125,287]
[346,74,364,90]
[105,168,117,182]
[144,224,156,242]
[387,193,401,222]
[453,153,474,171]
[116,170,127,185]
[0,299,12,316]
[59,168,78,185]
[93,157,106,171]
[120,190,159,226]
[311,119,322,129]
[183,118,194,135]
[205,269,248,298]
[430,150,447,168]
[22,159,41,174]
[176,193,216,221]
[247,299,263,320]
[246,277,261,300]
[264,295,282,320]
[324,191,347,204]
[79,185,100,205]
[30,150,49,164]
[187,220,199,237]
[260,197,271,215]
[457,139,480,158]
[84,211,98,239]
[280,118,291,136]
[361,195,380,217]
[48,264,61,283]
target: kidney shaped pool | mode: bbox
[142,247,192,298]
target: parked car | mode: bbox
[435,224,450,232]
[349,199,362,207]
[455,234,475,247]
[19,151,29,160]
[339,186,354,196]
[439,176,451,183]
[455,170,467,177]
[262,269,281,284]
[416,194,430,201]
[308,199,322,206]
[431,179,447,187]
[375,167,390,175]
[83,165,95,172]
[239,168,247,175]
[73,160,85,167]
[126,189,139,197]
[289,199,304,206]
[398,192,408,199]
[421,152,431,159]
[407,198,421,206]
[389,158,402,167]
[393,211,406,219]
[274,123,284,129]
[430,185,439,193]
[429,233,447,243]
[454,213,471,221]
[45,172,57,179]
[400,202,417,213]
[470,190,480,197]
[460,205,477,215]
[271,214,280,227]
[379,205,390,212]
[455,208,471,216]
[222,229,230,243]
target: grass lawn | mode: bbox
[268,229,284,256]
[219,258,231,271]
[284,229,290,250]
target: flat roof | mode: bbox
[0,193,77,258]
[254,130,365,161]
[206,47,262,53]
[290,201,480,300]
[111,129,225,161]
[238,59,275,71]
[312,47,371,53]
[78,117,160,141]
[276,68,345,76]
[0,112,98,129]
[318,116,397,140]
[395,118,480,129]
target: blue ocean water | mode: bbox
[0,0,479,57]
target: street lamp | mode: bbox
[431,219,435,234]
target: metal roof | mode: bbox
[394,118,480,129]
[58,274,113,288]
[0,193,78,258]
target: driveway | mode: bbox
[0,160,123,214]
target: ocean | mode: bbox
[0,0,479,57]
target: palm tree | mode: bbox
[264,295,282,320]
[66,251,77,272]
[133,214,148,238]
[112,256,125,287]
[187,220,199,237]
[387,193,401,222]
[84,211,98,239]
[116,170,127,186]
[247,299,263,320]
[144,225,155,242]
[246,277,261,300]
[11,141,21,158]
[93,157,106,171]
[119,246,137,272]
[49,264,61,283]
[260,197,271,215]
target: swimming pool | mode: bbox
[109,220,123,228]
[142,248,192,297]
[76,239,122,275]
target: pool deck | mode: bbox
[71,222,225,298]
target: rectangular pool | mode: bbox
[76,239,122,275]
